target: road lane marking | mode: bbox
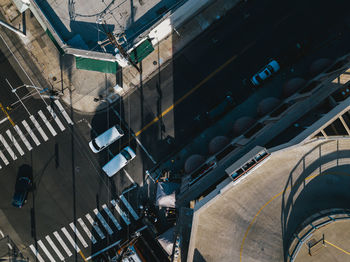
[111,199,130,225]
[0,134,16,160]
[134,54,241,137]
[38,240,56,262]
[120,195,139,220]
[6,130,24,156]
[77,218,97,244]
[0,150,9,165]
[325,240,350,255]
[13,125,32,151]
[38,110,57,136]
[93,209,113,235]
[29,244,45,262]
[46,235,65,261]
[69,222,88,248]
[30,115,48,141]
[85,213,105,240]
[61,227,80,253]
[102,204,122,230]
[47,105,65,131]
[53,231,72,257]
[0,102,14,126]
[54,100,73,125]
[22,120,40,146]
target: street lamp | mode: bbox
[11,84,43,93]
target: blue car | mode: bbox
[12,176,32,208]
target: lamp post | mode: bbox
[11,84,43,93]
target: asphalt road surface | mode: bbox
[113,0,350,166]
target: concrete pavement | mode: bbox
[0,0,242,114]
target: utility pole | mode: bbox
[101,22,141,72]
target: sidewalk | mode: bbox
[0,0,241,114]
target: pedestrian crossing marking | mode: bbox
[85,213,105,240]
[6,130,24,156]
[77,218,97,244]
[47,105,65,131]
[54,100,73,125]
[0,150,8,166]
[120,195,139,220]
[30,202,137,262]
[53,231,72,257]
[38,110,57,136]
[38,240,56,262]
[102,204,122,230]
[13,125,32,151]
[93,208,113,235]
[29,244,45,262]
[61,227,80,253]
[0,134,17,160]
[30,115,48,141]
[46,235,65,261]
[22,120,40,146]
[69,222,88,248]
[111,199,131,225]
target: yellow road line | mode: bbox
[325,240,350,255]
[79,250,88,261]
[134,41,255,137]
[0,102,15,126]
[239,172,345,262]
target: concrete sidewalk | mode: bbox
[0,0,241,114]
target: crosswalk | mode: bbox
[29,197,140,262]
[0,100,73,168]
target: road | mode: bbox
[112,0,350,167]
[0,0,350,261]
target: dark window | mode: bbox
[92,139,100,150]
[216,144,236,161]
[121,149,132,160]
[270,103,290,117]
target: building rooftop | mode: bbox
[34,0,184,51]
[187,138,350,262]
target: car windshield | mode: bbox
[92,139,101,150]
[121,149,132,160]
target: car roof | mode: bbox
[95,125,123,148]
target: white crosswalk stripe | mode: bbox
[111,199,130,225]
[47,105,65,131]
[38,110,57,136]
[102,204,122,230]
[6,130,24,156]
[77,218,97,244]
[30,115,48,141]
[29,244,45,262]
[0,150,8,165]
[0,134,16,160]
[54,100,73,125]
[61,227,80,253]
[45,235,65,261]
[38,240,56,262]
[93,208,113,235]
[13,125,32,151]
[120,195,139,220]
[69,222,88,248]
[22,120,40,146]
[85,213,105,240]
[53,231,72,257]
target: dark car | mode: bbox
[12,176,32,208]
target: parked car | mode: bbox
[12,176,32,208]
[250,60,280,86]
[89,125,124,153]
[102,146,136,177]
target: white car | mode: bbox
[250,60,280,86]
[102,146,136,177]
[89,125,124,153]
